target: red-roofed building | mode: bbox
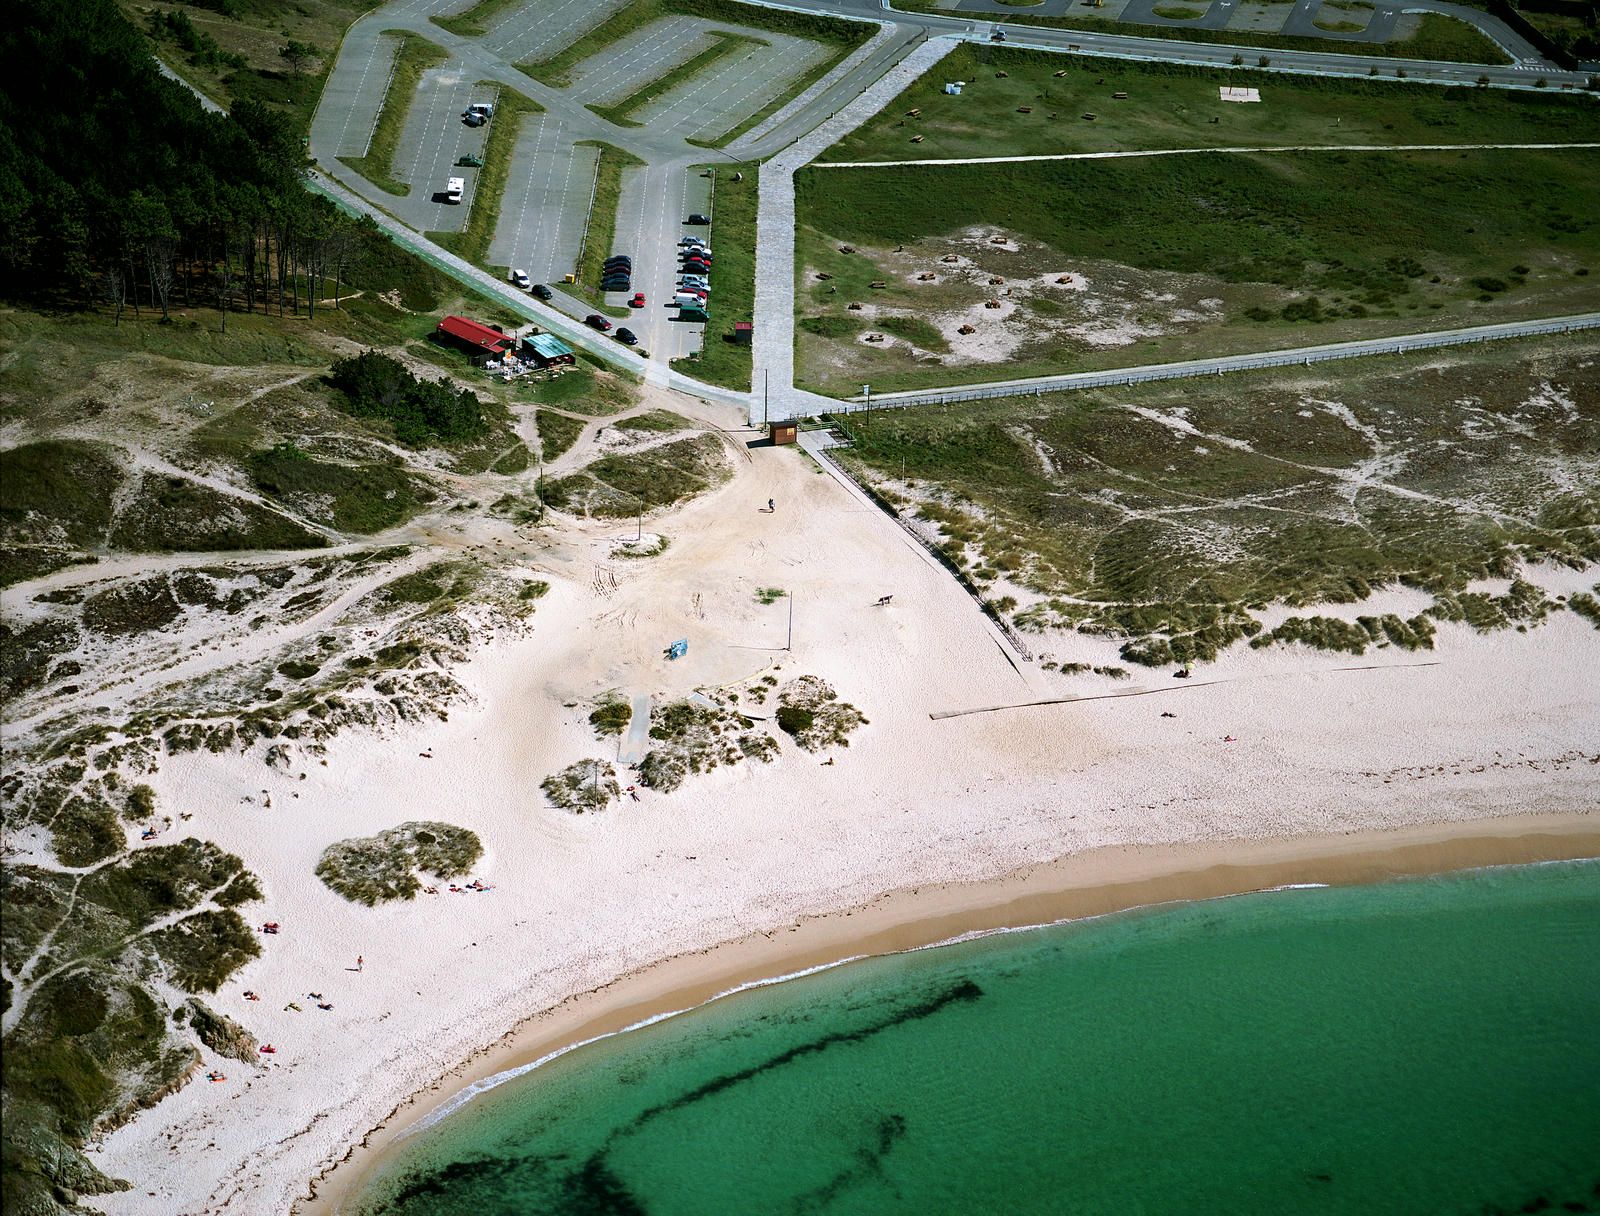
[434,315,513,362]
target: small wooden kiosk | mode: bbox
[769,420,798,446]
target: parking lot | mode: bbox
[385,67,501,233]
[563,17,725,105]
[312,0,833,368]
[609,163,715,359]
[485,114,598,285]
[632,29,825,142]
[475,0,631,66]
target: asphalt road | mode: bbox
[775,0,1587,86]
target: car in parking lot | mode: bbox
[677,277,708,291]
[585,314,613,332]
[508,269,530,290]
[615,328,638,345]
[686,214,710,225]
[604,254,631,267]
[629,292,646,308]
[531,283,553,301]
[464,112,486,128]
[681,252,711,267]
[679,237,707,248]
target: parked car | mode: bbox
[681,252,711,265]
[615,328,638,345]
[531,283,553,301]
[604,255,632,267]
[464,112,485,127]
[463,102,495,118]
[585,314,613,332]
[686,213,710,225]
[508,269,530,289]
[602,279,632,291]
[679,237,707,248]
[629,292,646,307]
[677,277,708,291]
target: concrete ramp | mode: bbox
[618,694,653,765]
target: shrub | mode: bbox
[588,699,633,736]
[775,705,814,736]
[329,351,487,447]
[315,821,484,904]
[542,760,619,810]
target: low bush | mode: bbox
[315,821,484,904]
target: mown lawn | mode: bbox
[820,45,1600,163]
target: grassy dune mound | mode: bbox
[315,821,484,904]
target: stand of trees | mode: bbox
[0,0,434,323]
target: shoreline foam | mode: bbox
[307,811,1599,1213]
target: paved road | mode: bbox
[771,0,1589,86]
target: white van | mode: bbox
[446,177,464,204]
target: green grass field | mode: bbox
[820,47,1600,164]
[835,334,1600,667]
[338,32,450,196]
[794,147,1600,395]
[672,163,758,391]
[429,84,543,265]
[888,0,1513,63]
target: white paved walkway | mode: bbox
[752,37,958,423]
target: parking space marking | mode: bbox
[334,33,397,156]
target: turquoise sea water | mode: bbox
[349,860,1600,1215]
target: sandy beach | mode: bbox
[74,389,1598,1216]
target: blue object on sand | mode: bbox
[668,639,688,660]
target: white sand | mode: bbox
[82,390,1600,1215]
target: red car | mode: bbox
[585,314,613,332]
[629,292,646,308]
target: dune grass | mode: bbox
[315,821,484,904]
[833,336,1599,666]
[337,32,450,196]
[794,147,1600,393]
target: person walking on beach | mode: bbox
[767,498,775,513]
[356,954,364,973]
